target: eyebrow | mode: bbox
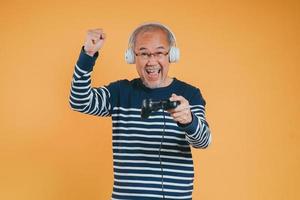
[138,46,167,51]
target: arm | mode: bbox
[69,29,112,116]
[169,91,212,149]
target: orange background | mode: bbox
[1,0,299,200]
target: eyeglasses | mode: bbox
[135,51,169,60]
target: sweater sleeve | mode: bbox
[179,88,212,149]
[69,47,118,116]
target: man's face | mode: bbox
[134,29,170,89]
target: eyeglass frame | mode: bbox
[134,51,169,60]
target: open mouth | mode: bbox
[145,67,161,80]
[146,68,161,74]
[146,66,161,74]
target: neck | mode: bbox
[142,77,174,89]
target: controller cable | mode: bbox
[158,108,166,199]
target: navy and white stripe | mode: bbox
[69,49,211,200]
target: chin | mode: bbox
[143,80,162,89]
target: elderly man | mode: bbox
[69,22,211,200]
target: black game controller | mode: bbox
[141,99,180,119]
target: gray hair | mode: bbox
[128,23,176,49]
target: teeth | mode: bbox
[145,67,161,74]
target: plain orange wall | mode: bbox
[1,0,299,200]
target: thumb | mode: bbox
[170,93,177,101]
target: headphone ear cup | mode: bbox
[169,47,180,63]
[125,48,135,64]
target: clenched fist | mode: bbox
[84,29,106,57]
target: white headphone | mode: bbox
[125,22,180,64]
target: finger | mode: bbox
[89,33,105,44]
[171,109,189,118]
[169,93,180,101]
[87,29,103,36]
[169,104,188,114]
[171,114,186,123]
[100,32,106,40]
[171,111,192,124]
[90,33,106,42]
[89,37,100,44]
[89,32,102,39]
[175,100,190,113]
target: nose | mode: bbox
[146,54,159,65]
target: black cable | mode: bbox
[158,109,166,199]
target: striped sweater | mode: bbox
[69,48,212,200]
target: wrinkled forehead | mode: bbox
[134,29,169,51]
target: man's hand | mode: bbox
[84,29,106,57]
[169,93,193,125]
